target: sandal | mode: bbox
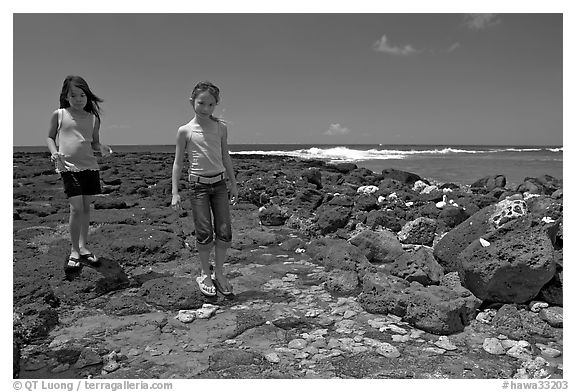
[65,256,81,271]
[80,252,100,266]
[196,275,216,297]
[212,273,233,296]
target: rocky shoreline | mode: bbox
[13,151,563,379]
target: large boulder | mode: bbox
[349,229,404,264]
[359,272,481,334]
[433,198,528,273]
[457,215,556,303]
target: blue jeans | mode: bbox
[189,180,232,250]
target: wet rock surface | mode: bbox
[13,152,562,379]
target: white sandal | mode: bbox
[196,275,216,297]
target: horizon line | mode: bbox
[13,142,564,148]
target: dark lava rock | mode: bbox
[388,247,444,286]
[491,304,561,342]
[301,168,322,189]
[381,168,422,185]
[539,307,563,328]
[471,175,507,191]
[359,272,481,334]
[397,217,437,246]
[138,277,206,311]
[314,205,351,234]
[457,216,556,303]
[325,269,360,295]
[349,229,404,264]
[306,238,374,275]
[365,209,403,232]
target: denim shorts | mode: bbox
[188,179,232,249]
[61,170,101,198]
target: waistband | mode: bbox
[188,172,225,184]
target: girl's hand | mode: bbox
[50,152,67,172]
[171,194,181,210]
[229,183,239,205]
[100,144,113,157]
[50,152,63,162]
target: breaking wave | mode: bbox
[232,146,562,163]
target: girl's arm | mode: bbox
[171,127,188,208]
[220,123,238,204]
[46,110,59,156]
[91,116,113,156]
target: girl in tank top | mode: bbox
[46,75,113,271]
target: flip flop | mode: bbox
[212,274,233,296]
[196,275,216,297]
[80,252,100,266]
[65,256,81,271]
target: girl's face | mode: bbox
[192,91,217,119]
[67,84,88,110]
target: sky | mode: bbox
[11,9,566,147]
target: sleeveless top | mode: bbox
[185,120,226,176]
[56,108,99,172]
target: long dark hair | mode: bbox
[190,81,222,123]
[59,75,103,120]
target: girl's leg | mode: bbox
[212,182,233,291]
[68,195,84,258]
[189,183,216,290]
[78,195,94,254]
[198,246,213,280]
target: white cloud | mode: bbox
[324,123,351,136]
[373,35,419,56]
[446,42,460,53]
[463,14,501,30]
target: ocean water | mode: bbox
[14,144,562,189]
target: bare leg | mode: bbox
[68,196,84,259]
[198,245,215,290]
[78,195,93,254]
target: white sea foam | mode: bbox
[232,146,561,163]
